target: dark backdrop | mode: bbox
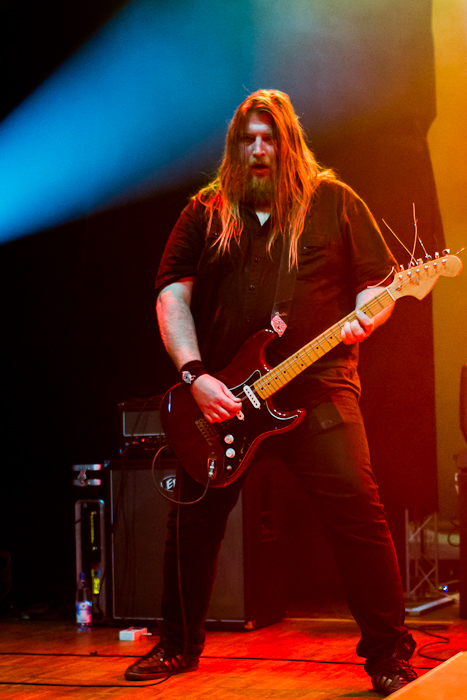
[0,0,443,614]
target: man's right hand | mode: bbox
[191,374,242,423]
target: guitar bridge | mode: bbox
[195,417,217,446]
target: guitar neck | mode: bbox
[254,288,395,400]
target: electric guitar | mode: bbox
[160,253,462,488]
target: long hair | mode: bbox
[195,89,336,268]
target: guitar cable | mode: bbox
[150,443,213,506]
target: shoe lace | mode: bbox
[375,658,417,685]
[143,643,170,661]
[144,643,186,667]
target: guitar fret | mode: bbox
[269,373,286,388]
[256,373,282,396]
[284,359,301,375]
[322,331,338,348]
[255,319,348,398]
[307,344,322,359]
[300,347,315,364]
[374,295,385,309]
[364,290,391,317]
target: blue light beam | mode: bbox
[0,0,255,243]
[0,0,407,244]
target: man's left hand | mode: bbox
[341,310,375,345]
[341,285,395,345]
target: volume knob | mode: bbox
[224,434,234,444]
[225,448,235,459]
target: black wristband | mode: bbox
[180,360,208,386]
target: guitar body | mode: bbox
[160,329,306,488]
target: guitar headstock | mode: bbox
[388,253,463,301]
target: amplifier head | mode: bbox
[118,396,165,456]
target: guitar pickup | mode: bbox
[243,384,261,409]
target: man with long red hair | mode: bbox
[125,90,417,696]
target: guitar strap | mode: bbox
[271,237,297,337]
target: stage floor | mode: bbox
[1,602,466,699]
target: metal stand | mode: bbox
[405,509,454,615]
[73,464,107,618]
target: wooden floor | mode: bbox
[1,604,466,700]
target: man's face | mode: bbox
[240,110,276,204]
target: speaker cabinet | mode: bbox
[106,454,287,629]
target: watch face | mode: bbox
[182,370,193,384]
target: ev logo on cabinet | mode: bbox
[160,475,176,493]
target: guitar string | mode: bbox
[196,257,453,485]
[207,259,442,441]
[216,293,380,417]
[273,255,447,389]
[255,291,393,399]
[226,291,388,409]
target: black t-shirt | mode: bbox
[155,180,396,405]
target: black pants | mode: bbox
[160,391,412,675]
